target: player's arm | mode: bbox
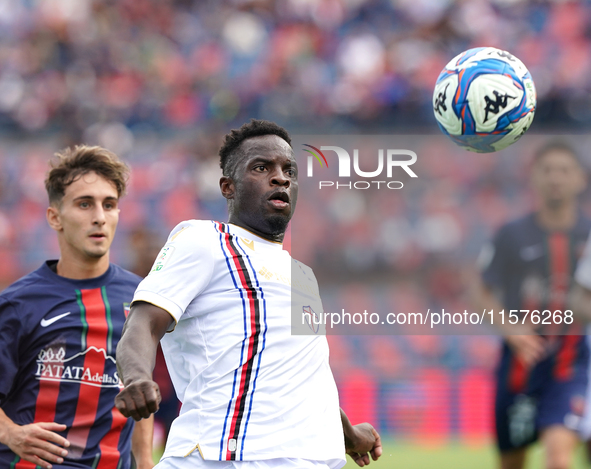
[472,230,545,368]
[0,299,71,469]
[131,414,154,469]
[0,408,70,469]
[471,275,545,368]
[340,408,382,467]
[115,301,174,421]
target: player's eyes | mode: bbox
[254,165,267,172]
[79,202,90,208]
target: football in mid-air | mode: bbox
[433,47,536,153]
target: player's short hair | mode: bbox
[219,119,292,178]
[532,140,582,167]
[45,145,129,205]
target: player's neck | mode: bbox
[536,203,577,231]
[227,217,285,244]
[55,254,110,280]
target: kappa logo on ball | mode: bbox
[483,90,517,123]
[432,46,537,153]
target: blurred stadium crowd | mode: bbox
[0,0,590,139]
[2,0,591,449]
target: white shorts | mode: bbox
[155,453,343,469]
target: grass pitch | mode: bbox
[343,440,589,469]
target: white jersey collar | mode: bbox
[227,223,284,250]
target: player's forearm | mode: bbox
[131,415,154,468]
[471,278,533,336]
[340,408,355,447]
[471,278,504,319]
[115,303,172,420]
[117,321,158,385]
[0,408,17,446]
[116,302,172,385]
[340,407,382,463]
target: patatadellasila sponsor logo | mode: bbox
[35,345,121,388]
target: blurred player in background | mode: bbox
[473,141,590,469]
[0,146,153,469]
[115,119,382,468]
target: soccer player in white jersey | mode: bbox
[114,119,382,469]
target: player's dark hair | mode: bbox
[532,140,582,167]
[219,119,292,178]
[45,145,129,205]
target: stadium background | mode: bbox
[1,1,591,467]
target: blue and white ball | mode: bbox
[433,47,536,153]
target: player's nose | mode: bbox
[93,206,107,225]
[270,166,290,187]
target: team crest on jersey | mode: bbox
[303,305,320,334]
[35,344,121,388]
[151,245,175,273]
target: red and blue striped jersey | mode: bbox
[480,213,591,391]
[0,261,141,468]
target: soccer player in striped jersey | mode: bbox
[115,119,382,469]
[474,141,590,469]
[0,146,154,469]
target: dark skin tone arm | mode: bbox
[115,302,172,420]
[341,409,382,467]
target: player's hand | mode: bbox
[4,422,70,469]
[506,334,546,368]
[115,379,161,421]
[344,422,382,467]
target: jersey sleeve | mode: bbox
[0,298,22,402]
[132,221,215,326]
[575,230,591,289]
[479,225,510,289]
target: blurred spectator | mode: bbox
[0,0,589,139]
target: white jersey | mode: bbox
[132,220,345,467]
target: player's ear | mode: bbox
[46,205,62,232]
[220,176,235,200]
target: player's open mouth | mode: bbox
[268,191,290,209]
[89,233,106,240]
